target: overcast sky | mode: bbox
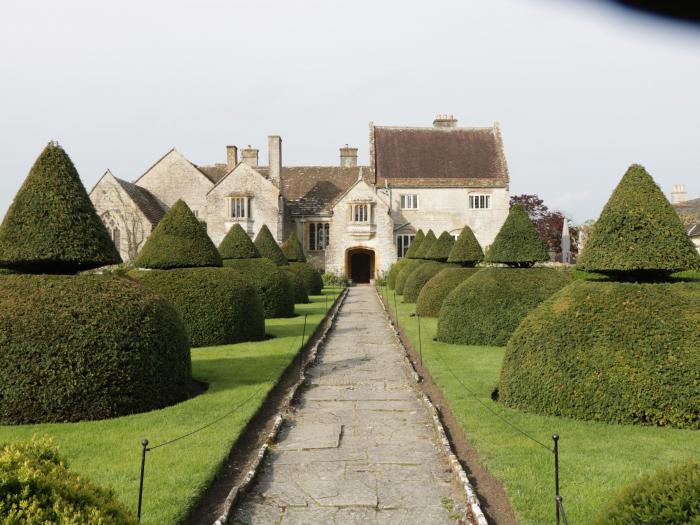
[1,0,699,223]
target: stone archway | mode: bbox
[346,247,375,284]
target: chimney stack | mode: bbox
[433,114,458,128]
[671,184,688,204]
[340,145,358,167]
[268,135,282,185]
[226,145,238,170]
[241,146,259,167]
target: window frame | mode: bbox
[400,194,419,210]
[396,233,416,258]
[307,221,330,251]
[228,196,249,219]
[468,194,491,210]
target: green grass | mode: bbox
[378,286,699,525]
[0,288,342,525]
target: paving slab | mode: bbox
[232,287,462,524]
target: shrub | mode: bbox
[404,229,425,259]
[282,231,306,262]
[0,437,138,524]
[437,267,572,346]
[387,259,409,289]
[425,231,455,261]
[499,279,700,429]
[224,258,295,318]
[403,261,454,303]
[286,262,323,295]
[395,259,426,295]
[413,229,437,259]
[283,267,309,304]
[218,223,260,259]
[131,267,265,347]
[593,462,700,525]
[485,204,548,267]
[0,274,191,423]
[322,271,349,288]
[254,225,287,266]
[0,142,120,273]
[577,164,700,278]
[416,267,482,316]
[136,200,222,269]
[447,225,484,265]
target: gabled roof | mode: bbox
[114,177,167,226]
[195,163,229,184]
[371,123,509,187]
[280,166,369,216]
[134,148,215,187]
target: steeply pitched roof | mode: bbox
[114,177,167,226]
[372,123,509,187]
[280,166,369,216]
[195,163,229,184]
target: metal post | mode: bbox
[137,438,148,521]
[417,313,423,368]
[301,314,308,350]
[325,292,328,313]
[553,433,560,525]
[393,290,399,330]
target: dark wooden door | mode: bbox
[350,252,371,283]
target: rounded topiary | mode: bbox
[437,268,572,346]
[499,279,700,428]
[413,229,437,259]
[283,267,310,304]
[136,200,222,269]
[219,223,260,259]
[131,267,265,347]
[0,274,191,423]
[282,231,306,262]
[0,142,121,273]
[593,462,700,525]
[0,437,138,524]
[395,259,426,295]
[286,262,323,295]
[448,225,484,265]
[416,267,482,316]
[404,230,425,259]
[403,261,454,303]
[578,164,700,278]
[224,258,295,318]
[485,204,548,267]
[387,259,410,289]
[425,231,455,261]
[254,225,287,266]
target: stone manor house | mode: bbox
[90,115,510,282]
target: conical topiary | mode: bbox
[254,225,287,266]
[425,231,455,261]
[577,164,700,278]
[219,223,260,259]
[135,200,222,269]
[0,142,121,273]
[282,231,306,262]
[404,230,425,259]
[447,225,484,266]
[485,205,548,267]
[413,230,437,259]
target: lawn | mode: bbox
[378,286,700,525]
[0,288,341,525]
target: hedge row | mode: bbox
[387,259,409,289]
[485,204,548,267]
[131,267,265,347]
[285,262,323,295]
[0,274,191,423]
[437,267,572,346]
[283,267,309,304]
[395,259,426,295]
[416,267,482,316]
[403,261,453,303]
[500,280,700,429]
[254,225,287,266]
[224,258,295,318]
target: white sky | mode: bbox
[1,0,699,223]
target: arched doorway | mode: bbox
[346,248,375,284]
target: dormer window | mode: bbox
[353,204,369,222]
[469,194,490,209]
[228,196,250,219]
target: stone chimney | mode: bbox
[268,135,282,186]
[671,184,688,204]
[340,145,358,167]
[226,145,238,170]
[241,146,259,167]
[433,114,458,128]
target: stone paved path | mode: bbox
[232,287,462,524]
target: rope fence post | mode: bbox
[300,313,308,350]
[417,313,423,368]
[137,438,148,521]
[393,290,399,331]
[553,433,560,525]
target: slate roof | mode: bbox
[372,124,508,186]
[280,166,369,216]
[115,178,167,226]
[196,163,229,184]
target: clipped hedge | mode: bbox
[448,225,483,265]
[404,229,425,259]
[0,274,191,423]
[425,231,455,261]
[500,279,700,429]
[437,268,572,346]
[0,437,138,524]
[416,267,482,316]
[254,225,287,266]
[403,261,453,303]
[224,258,295,318]
[413,230,437,259]
[486,204,548,267]
[286,262,323,295]
[218,223,260,259]
[387,259,409,289]
[395,259,426,295]
[282,231,306,262]
[131,267,265,347]
[283,268,310,304]
[593,462,700,525]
